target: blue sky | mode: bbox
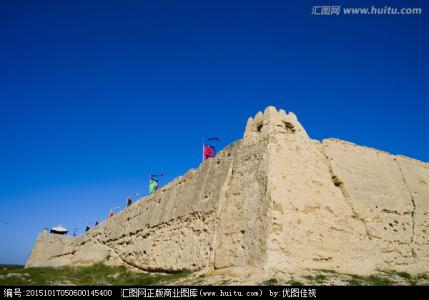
[0,0,428,264]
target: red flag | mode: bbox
[203,145,215,161]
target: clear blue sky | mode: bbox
[0,0,428,264]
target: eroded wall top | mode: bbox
[243,106,309,143]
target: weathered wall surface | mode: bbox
[321,140,429,274]
[213,136,270,269]
[323,140,415,272]
[27,142,241,270]
[397,156,429,269]
[26,106,429,276]
[26,234,80,268]
[262,108,428,276]
[265,128,377,275]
